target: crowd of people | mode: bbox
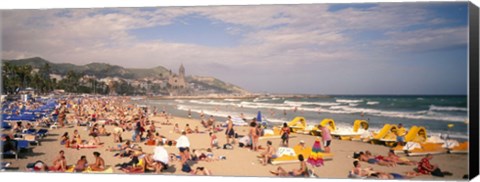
[1,96,458,179]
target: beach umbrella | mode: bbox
[307,138,324,167]
[257,111,262,122]
[176,135,190,148]
[153,146,169,164]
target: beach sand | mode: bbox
[2,115,468,180]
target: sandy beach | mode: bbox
[1,104,468,180]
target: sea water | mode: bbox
[142,95,468,140]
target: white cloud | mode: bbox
[1,3,468,72]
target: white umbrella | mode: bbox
[176,135,190,148]
[153,146,169,164]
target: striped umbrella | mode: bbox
[307,138,324,167]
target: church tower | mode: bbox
[179,64,185,78]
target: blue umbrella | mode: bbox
[257,111,262,122]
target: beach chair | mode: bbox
[24,134,41,146]
[1,140,29,160]
[2,122,12,130]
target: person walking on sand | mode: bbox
[280,122,291,147]
[319,124,332,153]
[225,116,235,145]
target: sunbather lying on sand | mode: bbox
[191,148,217,162]
[107,140,131,152]
[270,154,308,177]
[385,150,417,165]
[356,151,396,167]
[349,161,419,179]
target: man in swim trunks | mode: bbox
[225,116,234,145]
[259,140,277,165]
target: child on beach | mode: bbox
[185,124,193,134]
[209,132,219,149]
[173,123,181,133]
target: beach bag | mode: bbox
[181,163,192,173]
[431,168,444,177]
[223,144,233,150]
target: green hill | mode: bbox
[3,57,248,94]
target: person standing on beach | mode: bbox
[225,116,235,145]
[396,123,407,146]
[280,123,291,147]
[132,119,141,142]
[58,101,67,128]
[319,124,332,153]
[249,122,258,151]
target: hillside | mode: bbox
[2,57,248,95]
[3,57,169,79]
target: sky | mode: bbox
[1,2,470,95]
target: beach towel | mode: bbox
[403,142,422,151]
[441,140,459,149]
[276,147,296,157]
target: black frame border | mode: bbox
[468,1,479,180]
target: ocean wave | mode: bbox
[224,99,241,102]
[189,100,238,107]
[253,98,272,102]
[366,101,379,105]
[336,99,364,103]
[177,105,254,120]
[174,99,186,103]
[284,100,341,107]
[429,105,468,112]
[349,103,359,107]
